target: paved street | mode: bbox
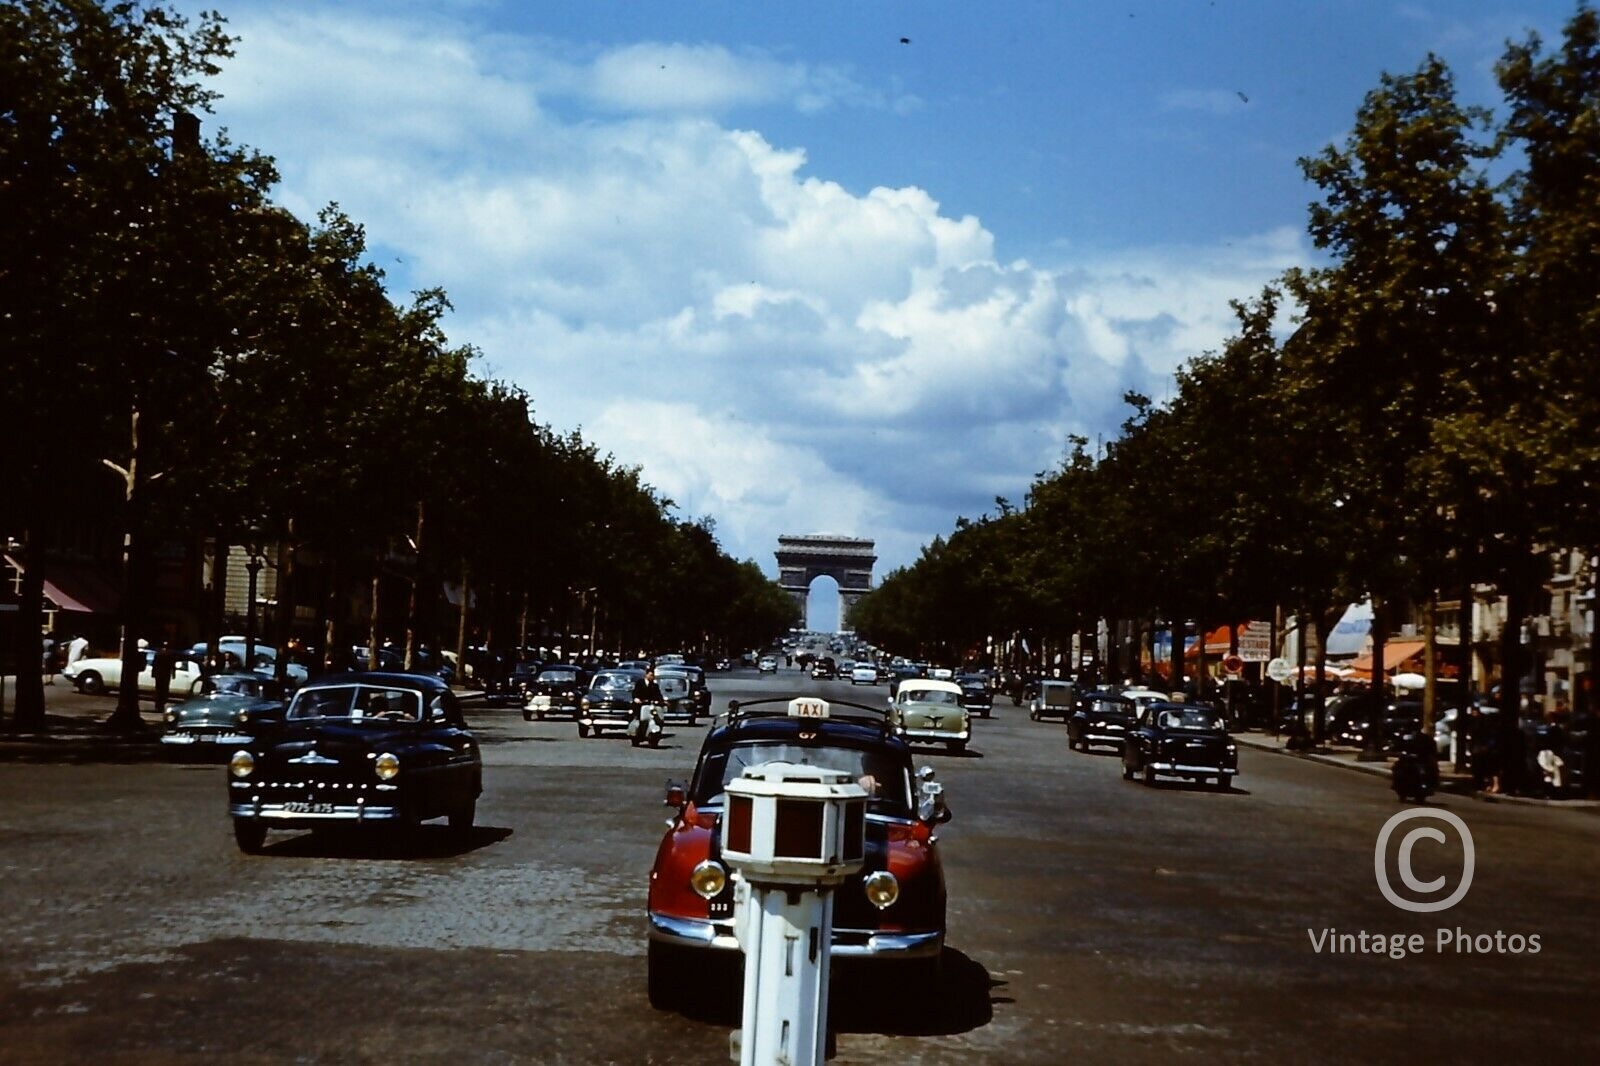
[2,669,1598,1064]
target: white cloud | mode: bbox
[203,5,1307,574]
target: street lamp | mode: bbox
[244,525,266,672]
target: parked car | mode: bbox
[162,673,286,751]
[757,655,778,673]
[1122,701,1237,789]
[1067,691,1136,752]
[954,673,992,718]
[578,669,644,737]
[888,678,971,752]
[1028,679,1077,721]
[850,662,878,685]
[523,664,588,721]
[225,672,481,852]
[646,695,950,1009]
[64,648,205,697]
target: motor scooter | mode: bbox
[627,700,664,747]
[1391,731,1438,803]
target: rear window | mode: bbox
[693,740,913,818]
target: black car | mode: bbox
[524,663,588,721]
[657,664,711,720]
[226,672,482,853]
[1122,701,1238,789]
[1067,691,1135,752]
[954,673,993,718]
[482,656,539,705]
[811,658,837,681]
[578,669,645,737]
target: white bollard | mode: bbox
[721,751,867,1066]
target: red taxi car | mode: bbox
[645,696,950,1009]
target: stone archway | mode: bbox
[775,535,876,631]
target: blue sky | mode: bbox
[179,0,1582,617]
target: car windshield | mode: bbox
[539,669,579,683]
[657,677,690,698]
[591,673,634,693]
[287,684,423,723]
[1087,699,1132,716]
[204,675,262,697]
[903,688,959,706]
[1156,708,1225,731]
[694,741,913,817]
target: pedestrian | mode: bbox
[152,640,176,715]
[42,636,57,685]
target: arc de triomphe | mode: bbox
[775,534,876,631]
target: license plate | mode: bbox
[283,801,335,814]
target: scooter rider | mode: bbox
[629,667,666,746]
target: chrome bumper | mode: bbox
[1151,762,1236,776]
[648,913,942,959]
[229,802,401,822]
[163,732,252,746]
[900,727,969,743]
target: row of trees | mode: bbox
[1,1,795,729]
[854,7,1600,741]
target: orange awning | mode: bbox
[1346,640,1427,677]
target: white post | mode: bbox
[721,756,867,1066]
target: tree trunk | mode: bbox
[404,500,425,671]
[274,520,296,684]
[9,539,47,731]
[368,562,383,671]
[454,558,471,685]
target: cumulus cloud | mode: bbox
[203,4,1306,574]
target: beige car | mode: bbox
[888,678,971,752]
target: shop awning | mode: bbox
[1346,638,1459,678]
[3,555,120,615]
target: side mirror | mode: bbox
[918,780,950,823]
[664,781,687,808]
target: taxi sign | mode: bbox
[788,698,830,719]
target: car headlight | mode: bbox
[863,870,900,910]
[374,752,400,781]
[235,710,251,725]
[1226,744,1238,756]
[163,711,178,724]
[689,860,727,899]
[229,750,254,778]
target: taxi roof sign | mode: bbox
[788,697,830,719]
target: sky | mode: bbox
[175,0,1583,626]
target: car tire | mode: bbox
[578,723,591,738]
[1122,762,1134,781]
[647,940,685,1010]
[948,740,966,754]
[233,818,267,854]
[1213,776,1230,792]
[449,799,476,835]
[1143,765,1156,786]
[630,733,643,747]
[77,670,103,695]
[982,709,991,718]
[522,709,533,722]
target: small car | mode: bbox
[656,664,711,720]
[811,659,837,680]
[578,669,644,737]
[1122,701,1238,789]
[654,672,700,726]
[524,664,587,721]
[1028,679,1077,721]
[1066,691,1135,752]
[226,672,482,852]
[162,673,286,751]
[888,678,971,752]
[954,673,992,718]
[850,662,878,685]
[646,696,950,1010]
[64,647,205,697]
[757,655,778,673]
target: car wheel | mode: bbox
[630,732,643,747]
[647,941,685,1010]
[578,723,590,738]
[982,709,991,718]
[522,709,533,722]
[449,799,476,834]
[948,740,966,754]
[1143,765,1156,786]
[1122,761,1134,781]
[233,818,267,854]
[1213,776,1229,791]
[77,670,103,695]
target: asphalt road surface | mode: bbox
[2,668,1597,1064]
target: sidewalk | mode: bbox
[0,675,167,762]
[1234,730,1600,810]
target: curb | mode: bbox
[1234,733,1600,810]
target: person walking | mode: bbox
[42,636,58,685]
[152,641,177,716]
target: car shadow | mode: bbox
[1136,777,1251,796]
[669,947,999,1037]
[261,823,513,859]
[919,746,984,759]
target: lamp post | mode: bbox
[244,526,266,672]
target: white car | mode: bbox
[850,663,877,685]
[757,656,778,673]
[63,648,205,697]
